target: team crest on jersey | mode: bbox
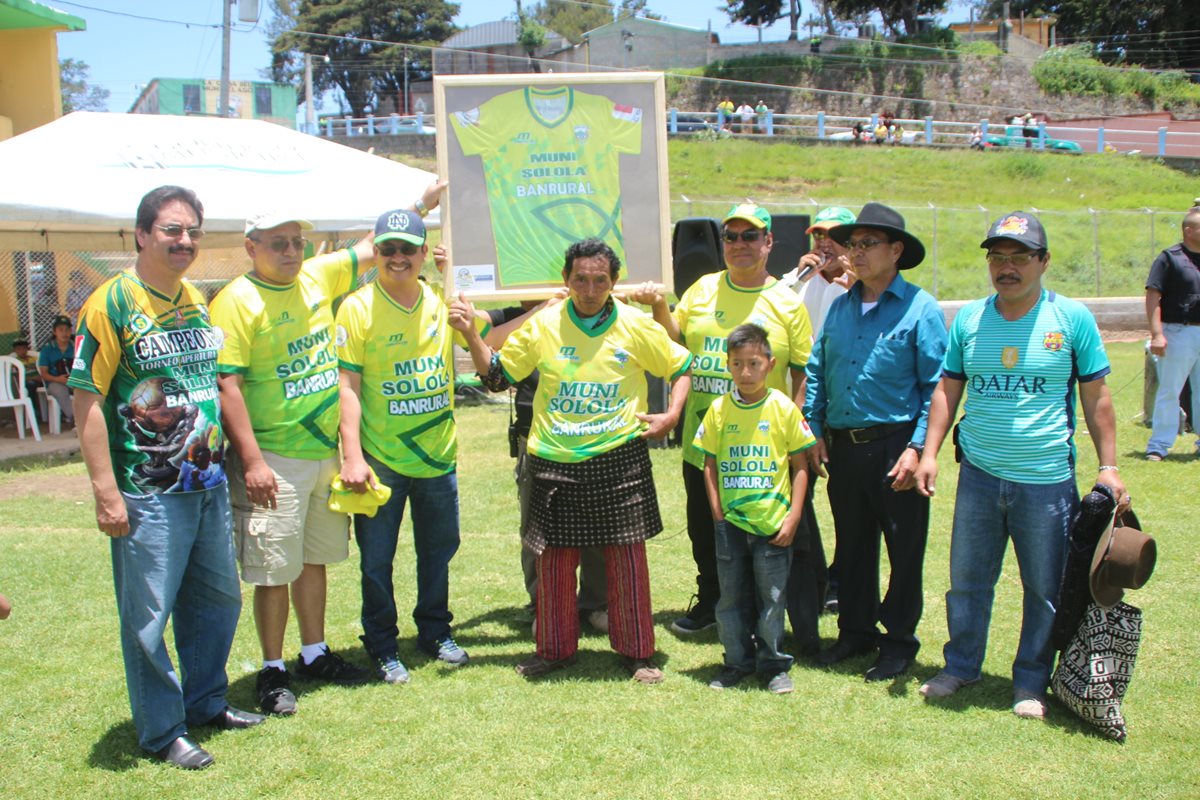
[574,125,589,142]
[613,347,630,365]
[1043,331,1063,351]
[1001,346,1020,368]
[336,325,349,348]
[129,313,153,335]
[513,132,532,143]
[757,421,770,433]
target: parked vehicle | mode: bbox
[671,113,712,133]
[984,125,1082,152]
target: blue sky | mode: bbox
[53,1,976,116]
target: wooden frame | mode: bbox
[434,71,671,301]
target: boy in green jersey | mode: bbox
[696,324,815,694]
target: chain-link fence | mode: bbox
[671,198,1190,301]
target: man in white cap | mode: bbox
[209,184,441,715]
[914,211,1127,719]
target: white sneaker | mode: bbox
[1012,690,1047,719]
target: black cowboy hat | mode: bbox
[828,202,926,270]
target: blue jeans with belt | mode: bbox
[355,453,460,659]
[713,520,794,675]
[112,484,241,753]
[942,459,1076,695]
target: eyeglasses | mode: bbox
[155,224,204,239]
[378,241,420,257]
[986,251,1040,267]
[811,230,829,241]
[845,238,888,251]
[252,236,307,254]
[722,229,765,243]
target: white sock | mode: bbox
[300,642,328,665]
[263,659,286,671]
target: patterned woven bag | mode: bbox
[1050,601,1142,742]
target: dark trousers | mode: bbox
[682,461,721,610]
[786,476,828,656]
[826,426,929,660]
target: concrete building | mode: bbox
[130,78,297,128]
[0,0,86,140]
[434,20,570,75]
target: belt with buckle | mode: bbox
[828,421,912,445]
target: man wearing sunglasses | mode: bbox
[913,212,1127,719]
[209,185,442,715]
[631,204,812,639]
[804,202,947,683]
[335,207,487,684]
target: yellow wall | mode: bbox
[0,27,64,138]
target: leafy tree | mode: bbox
[725,0,802,39]
[531,0,661,44]
[978,0,1200,70]
[60,58,110,113]
[829,0,947,37]
[515,0,547,72]
[269,0,459,117]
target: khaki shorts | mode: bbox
[229,450,349,586]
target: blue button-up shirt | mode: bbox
[804,272,948,445]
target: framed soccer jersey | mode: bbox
[435,72,670,301]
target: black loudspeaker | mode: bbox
[765,214,812,280]
[672,217,723,297]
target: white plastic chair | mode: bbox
[36,386,65,434]
[0,355,42,441]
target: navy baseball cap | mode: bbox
[374,209,426,246]
[981,212,1048,251]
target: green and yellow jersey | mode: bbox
[499,299,692,464]
[696,388,816,537]
[336,281,489,478]
[210,249,358,460]
[673,271,813,469]
[449,86,643,286]
[68,271,225,495]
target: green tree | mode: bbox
[978,0,1200,70]
[531,0,660,44]
[515,0,547,72]
[829,0,947,37]
[60,58,110,113]
[725,0,802,39]
[269,0,458,117]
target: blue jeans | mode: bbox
[112,485,241,753]
[356,454,460,658]
[1147,323,1200,455]
[713,520,794,675]
[943,460,1076,694]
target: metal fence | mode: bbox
[0,203,1186,349]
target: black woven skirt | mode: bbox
[523,437,663,554]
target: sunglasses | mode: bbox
[378,241,421,257]
[252,236,307,254]
[845,238,888,251]
[722,229,765,243]
[810,230,829,241]
[986,251,1040,267]
[155,224,204,239]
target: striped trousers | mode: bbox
[536,543,655,660]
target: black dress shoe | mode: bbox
[864,654,913,682]
[154,735,214,770]
[205,705,267,730]
[815,640,875,666]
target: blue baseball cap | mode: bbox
[374,209,426,246]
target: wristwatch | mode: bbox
[906,441,925,456]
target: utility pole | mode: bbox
[219,0,232,117]
[304,53,315,133]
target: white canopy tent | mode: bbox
[0,112,438,251]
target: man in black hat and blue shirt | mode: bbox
[804,202,947,682]
[913,211,1128,718]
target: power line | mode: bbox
[52,1,258,32]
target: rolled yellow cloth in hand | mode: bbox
[328,467,392,517]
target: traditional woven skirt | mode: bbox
[523,437,662,554]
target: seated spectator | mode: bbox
[38,315,75,427]
[9,338,42,422]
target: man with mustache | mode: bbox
[914,212,1128,719]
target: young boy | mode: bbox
[696,323,815,694]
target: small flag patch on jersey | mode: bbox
[611,104,642,123]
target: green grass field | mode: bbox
[0,341,1196,798]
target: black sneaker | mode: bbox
[709,667,747,690]
[256,667,297,716]
[294,647,371,685]
[670,596,716,635]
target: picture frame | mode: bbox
[434,71,671,301]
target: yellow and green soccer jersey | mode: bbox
[68,272,226,495]
[673,271,813,468]
[696,388,816,537]
[210,250,359,460]
[500,299,692,463]
[336,281,489,478]
[450,86,643,286]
